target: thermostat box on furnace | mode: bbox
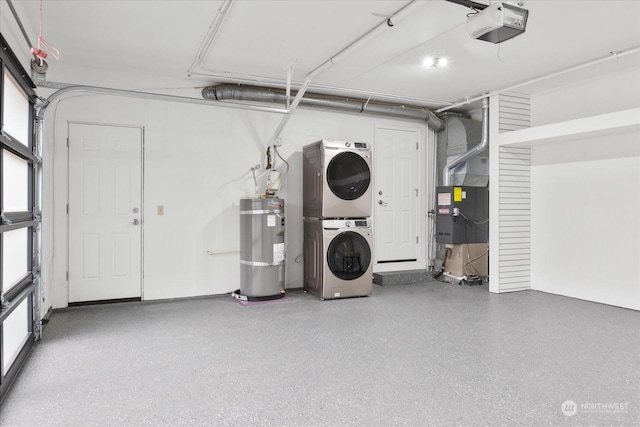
[436,186,488,244]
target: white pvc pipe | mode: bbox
[285,62,295,108]
[266,0,425,146]
[317,0,422,71]
[187,0,234,77]
[436,46,640,113]
[206,250,240,255]
[267,78,311,146]
[36,84,290,119]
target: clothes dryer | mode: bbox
[303,140,372,218]
[303,218,373,300]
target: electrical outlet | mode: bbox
[157,205,164,216]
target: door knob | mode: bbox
[378,200,388,206]
[132,219,140,225]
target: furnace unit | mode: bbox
[435,186,489,244]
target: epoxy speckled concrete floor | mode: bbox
[0,281,638,426]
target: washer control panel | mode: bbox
[323,219,371,229]
[320,140,369,151]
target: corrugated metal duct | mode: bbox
[202,84,445,132]
[442,97,489,186]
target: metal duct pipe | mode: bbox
[443,97,489,186]
[203,84,445,131]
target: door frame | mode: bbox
[66,121,145,304]
[371,121,432,273]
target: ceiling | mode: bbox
[7,0,640,112]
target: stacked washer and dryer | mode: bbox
[302,140,373,300]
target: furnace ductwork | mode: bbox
[202,84,445,132]
[440,98,490,187]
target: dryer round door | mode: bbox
[327,231,371,280]
[326,152,370,201]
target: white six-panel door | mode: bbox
[374,127,420,264]
[68,123,143,303]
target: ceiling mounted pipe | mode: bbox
[443,0,488,11]
[187,0,234,77]
[436,46,640,113]
[6,0,37,58]
[262,0,429,146]
[37,84,290,117]
[202,84,445,132]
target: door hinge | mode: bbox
[67,137,69,147]
[416,142,419,150]
[66,204,69,214]
[66,271,69,281]
[416,236,419,244]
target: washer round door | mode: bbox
[327,231,371,280]
[326,152,370,201]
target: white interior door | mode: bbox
[68,123,142,303]
[374,127,420,264]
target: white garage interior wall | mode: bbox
[37,56,640,311]
[2,0,639,312]
[530,131,639,309]
[46,96,429,307]
[527,66,640,310]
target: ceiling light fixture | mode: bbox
[423,56,448,68]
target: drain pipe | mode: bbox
[443,97,489,186]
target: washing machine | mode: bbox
[303,140,372,219]
[303,218,373,300]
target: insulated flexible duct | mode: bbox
[202,84,445,132]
